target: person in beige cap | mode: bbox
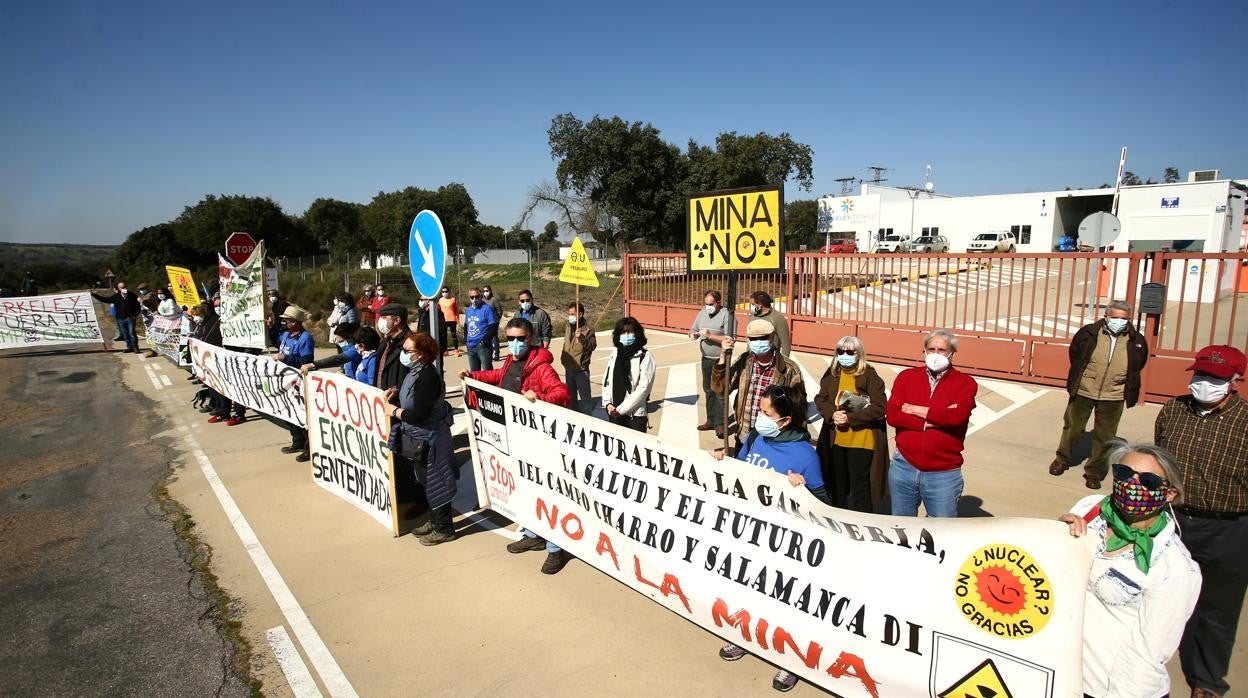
[274,305,314,461]
[711,318,804,451]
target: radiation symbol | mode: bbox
[693,242,709,259]
[937,658,1014,698]
[760,239,777,257]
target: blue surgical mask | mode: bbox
[338,341,351,351]
[508,339,528,357]
[836,353,858,368]
[519,301,532,312]
[749,339,772,355]
[399,351,414,368]
[1105,318,1128,334]
[619,333,636,347]
[755,414,781,439]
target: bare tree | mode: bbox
[518,181,629,257]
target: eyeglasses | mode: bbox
[518,298,531,303]
[469,296,479,300]
[836,349,857,356]
[1112,463,1169,490]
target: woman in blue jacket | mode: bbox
[352,327,380,386]
[712,383,826,693]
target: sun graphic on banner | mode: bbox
[954,544,1053,639]
[974,565,1027,615]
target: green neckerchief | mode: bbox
[1100,497,1168,574]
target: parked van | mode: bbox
[966,231,1017,253]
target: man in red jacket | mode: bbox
[885,328,978,517]
[461,318,572,574]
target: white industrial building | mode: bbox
[817,171,1247,255]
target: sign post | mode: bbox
[409,210,448,377]
[559,235,600,322]
[1078,211,1122,311]
[687,185,785,451]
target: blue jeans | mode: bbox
[888,450,963,518]
[117,315,138,351]
[566,370,593,414]
[490,329,500,360]
[522,528,561,553]
[467,344,492,372]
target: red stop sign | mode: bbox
[225,232,258,266]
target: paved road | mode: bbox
[0,347,250,697]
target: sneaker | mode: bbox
[540,550,571,575]
[718,642,748,661]
[280,445,301,454]
[418,530,455,546]
[506,536,548,554]
[295,451,310,462]
[207,415,224,424]
[225,417,245,426]
[772,670,798,692]
[412,521,434,536]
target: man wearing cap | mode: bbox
[1048,300,1149,488]
[712,319,804,452]
[748,290,791,357]
[1155,344,1248,698]
[374,303,412,394]
[357,285,376,327]
[274,306,314,461]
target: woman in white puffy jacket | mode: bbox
[601,317,656,432]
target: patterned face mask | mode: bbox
[1111,472,1169,518]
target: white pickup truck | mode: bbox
[877,234,911,253]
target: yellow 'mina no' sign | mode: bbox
[687,186,783,272]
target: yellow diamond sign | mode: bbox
[937,659,1015,698]
[559,236,600,287]
[688,186,783,272]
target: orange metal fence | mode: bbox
[625,251,1248,403]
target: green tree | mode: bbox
[784,200,819,250]
[537,221,561,257]
[114,223,194,280]
[172,195,311,260]
[303,198,365,261]
[361,184,481,259]
[1163,167,1180,184]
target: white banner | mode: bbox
[143,312,184,365]
[0,292,103,349]
[218,243,266,349]
[464,378,1091,697]
[188,338,305,427]
[306,371,399,535]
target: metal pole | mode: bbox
[722,271,738,453]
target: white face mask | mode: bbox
[1189,377,1231,405]
[925,352,951,373]
[376,318,391,334]
[705,304,716,314]
[567,315,578,325]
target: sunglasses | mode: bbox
[469,295,479,300]
[764,385,792,411]
[1112,463,1169,490]
[505,335,527,341]
[836,349,857,356]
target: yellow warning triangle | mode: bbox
[559,236,600,287]
[937,659,1014,698]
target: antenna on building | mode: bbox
[924,164,934,193]
[866,166,888,184]
[834,176,857,195]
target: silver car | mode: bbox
[911,235,949,253]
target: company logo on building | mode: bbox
[840,199,854,213]
[1161,197,1180,208]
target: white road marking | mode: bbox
[159,374,172,387]
[171,418,359,698]
[142,363,162,391]
[266,626,324,698]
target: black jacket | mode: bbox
[1066,319,1149,407]
[91,290,142,319]
[377,327,411,394]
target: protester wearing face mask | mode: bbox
[690,290,735,437]
[601,317,656,432]
[374,303,412,393]
[273,306,314,461]
[265,290,289,349]
[350,327,380,385]
[748,290,791,357]
[460,318,570,574]
[383,331,457,546]
[156,288,179,317]
[515,289,553,349]
[193,302,246,426]
[461,286,497,372]
[368,284,392,320]
[814,336,890,513]
[1058,440,1201,698]
[712,319,804,455]
[561,302,597,415]
[92,281,143,353]
[1154,344,1248,698]
[357,285,377,328]
[1049,301,1149,488]
[300,324,362,379]
[480,285,502,361]
[711,383,826,692]
[885,328,978,518]
[436,286,461,356]
[327,292,359,336]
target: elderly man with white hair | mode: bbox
[885,328,978,517]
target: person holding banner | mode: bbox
[266,289,289,349]
[275,306,314,461]
[814,335,890,513]
[375,303,412,393]
[156,288,179,317]
[1058,440,1200,698]
[601,317,655,432]
[192,303,247,426]
[301,323,363,380]
[714,383,828,692]
[351,327,380,386]
[461,318,571,574]
[713,319,805,455]
[92,281,143,353]
[385,332,457,546]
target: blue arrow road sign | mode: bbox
[408,210,448,299]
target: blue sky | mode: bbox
[2,0,1245,245]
